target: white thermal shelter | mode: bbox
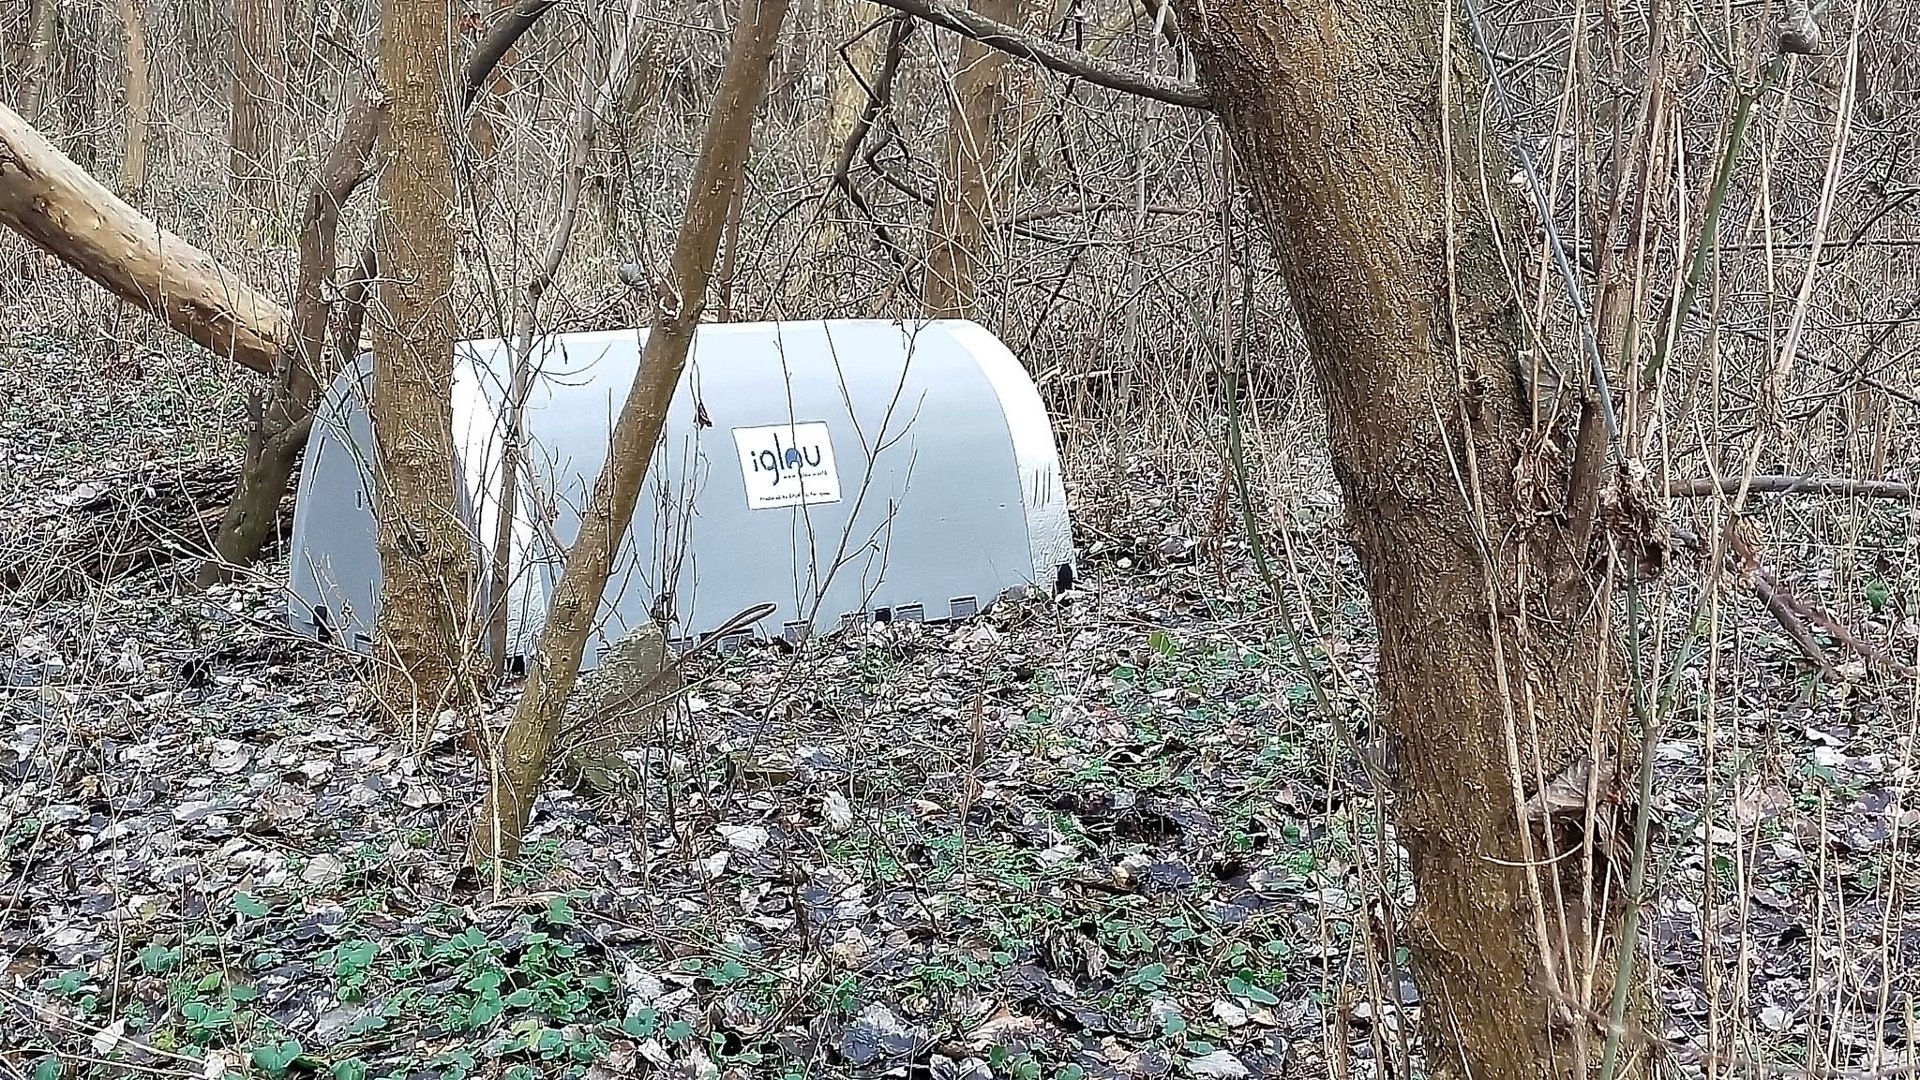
[286,319,1075,668]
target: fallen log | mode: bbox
[0,102,290,375]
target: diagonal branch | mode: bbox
[463,0,562,110]
[866,0,1211,109]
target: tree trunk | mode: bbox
[115,0,152,197]
[199,3,567,584]
[1176,3,1641,1078]
[18,0,58,125]
[53,0,99,172]
[369,0,480,729]
[470,0,791,867]
[198,95,387,587]
[921,0,1046,319]
[0,103,291,372]
[780,0,886,306]
[228,0,287,219]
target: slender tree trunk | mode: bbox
[921,0,1016,319]
[199,96,388,587]
[201,5,567,583]
[780,0,885,306]
[53,0,99,172]
[369,0,480,729]
[115,0,152,197]
[470,0,792,867]
[1176,3,1642,1078]
[228,0,287,219]
[19,0,59,125]
[921,0,1048,319]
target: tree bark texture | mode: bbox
[369,0,480,728]
[470,0,792,867]
[115,0,152,197]
[1174,4,1641,1078]
[54,0,99,172]
[921,0,1044,319]
[0,103,291,373]
[18,0,58,125]
[228,0,288,217]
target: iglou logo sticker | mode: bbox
[733,422,842,509]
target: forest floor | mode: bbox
[2,336,1918,1080]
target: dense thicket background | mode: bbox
[2,0,1917,1076]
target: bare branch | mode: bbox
[866,0,1211,109]
[463,0,562,110]
[1666,475,1914,501]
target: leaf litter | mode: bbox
[3,344,1919,1079]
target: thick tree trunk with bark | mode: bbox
[1176,3,1640,1078]
[0,103,291,372]
[470,0,791,866]
[229,0,288,217]
[369,0,480,728]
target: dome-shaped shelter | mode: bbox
[285,319,1076,668]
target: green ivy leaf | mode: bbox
[136,945,178,974]
[250,1038,304,1075]
[233,894,269,919]
[621,1008,659,1038]
[1865,578,1889,613]
[1127,962,1168,989]
[468,992,505,1029]
[1226,974,1280,1005]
